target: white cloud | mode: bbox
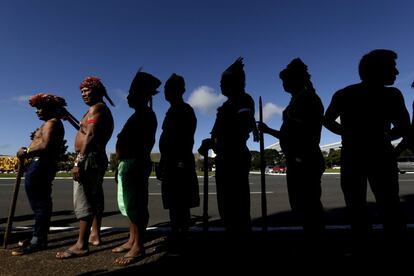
[0,144,11,149]
[12,95,31,102]
[187,86,226,114]
[255,102,284,122]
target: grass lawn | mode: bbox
[0,171,216,178]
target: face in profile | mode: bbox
[220,73,234,97]
[80,87,98,105]
[164,84,174,103]
[127,92,139,108]
[35,107,53,121]
[381,60,399,86]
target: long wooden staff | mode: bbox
[62,109,80,130]
[202,153,209,231]
[259,97,268,231]
[3,158,24,249]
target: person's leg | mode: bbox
[31,186,52,246]
[89,215,102,246]
[369,159,406,238]
[178,207,191,233]
[169,208,179,234]
[55,216,92,259]
[89,160,106,246]
[24,161,48,246]
[56,179,92,259]
[114,222,145,265]
[112,222,134,253]
[341,153,370,236]
[12,161,51,256]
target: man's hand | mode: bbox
[72,166,81,182]
[198,138,212,156]
[16,147,28,159]
[257,122,270,134]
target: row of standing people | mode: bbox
[11,48,413,262]
[200,49,413,254]
[10,70,200,266]
[259,49,412,253]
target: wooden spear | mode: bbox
[3,158,24,248]
[259,96,268,231]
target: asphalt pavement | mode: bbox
[2,173,414,274]
[2,222,414,275]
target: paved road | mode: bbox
[2,173,414,229]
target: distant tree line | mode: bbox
[56,146,413,173]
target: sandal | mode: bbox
[55,249,89,259]
[12,243,47,256]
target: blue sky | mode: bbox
[1,0,414,156]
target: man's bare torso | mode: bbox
[74,102,114,153]
[29,118,64,159]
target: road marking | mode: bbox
[5,223,414,233]
[148,191,274,196]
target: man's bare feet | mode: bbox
[113,248,145,266]
[88,236,102,246]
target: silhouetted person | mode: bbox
[112,71,161,266]
[56,77,114,259]
[158,73,200,243]
[323,49,410,251]
[395,81,414,156]
[12,93,65,256]
[258,58,325,240]
[199,57,256,235]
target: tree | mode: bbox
[265,149,285,165]
[196,156,215,171]
[56,140,71,171]
[325,148,341,168]
[250,150,260,170]
[250,149,285,171]
[108,153,118,172]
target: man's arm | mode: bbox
[257,122,281,139]
[323,94,342,136]
[387,90,410,141]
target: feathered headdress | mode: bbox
[130,70,162,96]
[29,93,67,108]
[279,58,311,81]
[80,76,115,106]
[223,57,246,84]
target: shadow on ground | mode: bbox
[2,208,414,275]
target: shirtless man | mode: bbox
[324,49,410,252]
[56,76,114,259]
[12,93,65,256]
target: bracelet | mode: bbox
[22,148,30,156]
[74,153,86,167]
